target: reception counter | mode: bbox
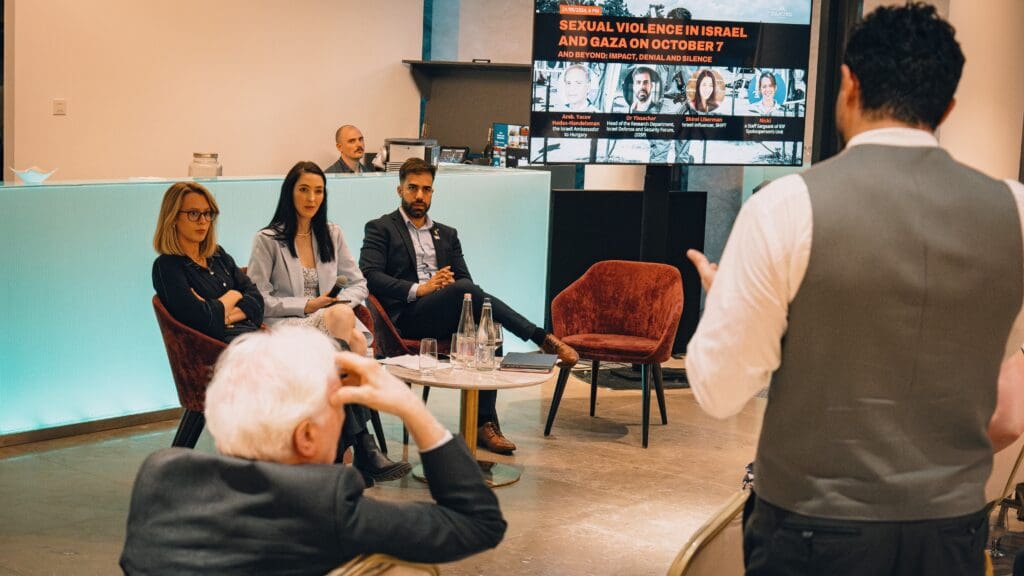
[0,167,550,437]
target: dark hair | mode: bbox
[623,65,660,104]
[399,158,436,184]
[266,161,334,263]
[693,69,719,112]
[843,2,963,129]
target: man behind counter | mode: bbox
[326,124,371,174]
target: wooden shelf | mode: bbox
[402,60,531,74]
[401,60,532,151]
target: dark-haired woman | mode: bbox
[248,161,410,483]
[690,69,720,114]
[152,182,263,342]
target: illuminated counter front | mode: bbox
[0,167,550,437]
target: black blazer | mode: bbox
[360,210,472,321]
[119,439,505,575]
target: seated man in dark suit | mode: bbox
[359,158,578,455]
[120,326,506,575]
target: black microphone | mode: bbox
[327,276,348,298]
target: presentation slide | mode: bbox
[529,0,812,166]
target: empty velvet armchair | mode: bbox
[544,260,683,447]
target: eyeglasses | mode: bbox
[178,210,218,222]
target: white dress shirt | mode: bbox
[399,207,439,302]
[686,127,1024,418]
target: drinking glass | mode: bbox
[458,334,477,369]
[450,334,462,369]
[419,338,438,376]
[494,323,504,350]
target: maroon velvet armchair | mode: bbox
[545,260,683,448]
[152,295,227,448]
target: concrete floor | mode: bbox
[0,362,766,575]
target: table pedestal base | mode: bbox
[412,461,522,488]
[387,367,546,489]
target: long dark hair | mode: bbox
[693,70,718,112]
[266,161,334,263]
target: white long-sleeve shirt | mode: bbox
[686,127,1024,419]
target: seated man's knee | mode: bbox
[451,278,483,298]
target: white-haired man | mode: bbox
[120,326,506,574]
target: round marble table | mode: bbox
[384,358,551,487]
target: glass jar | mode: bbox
[188,153,222,178]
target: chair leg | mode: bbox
[641,364,651,448]
[590,359,600,417]
[369,409,388,456]
[172,410,205,448]
[403,382,412,445]
[544,366,572,436]
[422,386,431,404]
[653,363,668,425]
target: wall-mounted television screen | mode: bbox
[529,0,812,166]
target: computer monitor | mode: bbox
[383,138,440,171]
[439,146,469,164]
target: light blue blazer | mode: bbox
[247,223,369,327]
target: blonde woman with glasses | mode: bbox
[152,181,263,342]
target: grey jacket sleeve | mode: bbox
[247,231,308,319]
[332,438,506,563]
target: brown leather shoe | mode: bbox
[477,421,516,454]
[541,334,579,367]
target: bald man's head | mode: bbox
[335,125,365,163]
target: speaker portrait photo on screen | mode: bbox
[610,65,666,113]
[532,61,605,113]
[687,69,725,114]
[560,63,596,112]
[750,71,785,117]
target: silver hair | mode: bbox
[205,325,340,461]
[563,63,590,81]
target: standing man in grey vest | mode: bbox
[685,4,1024,575]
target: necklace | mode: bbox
[296,231,311,237]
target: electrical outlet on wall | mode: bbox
[52,99,67,116]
